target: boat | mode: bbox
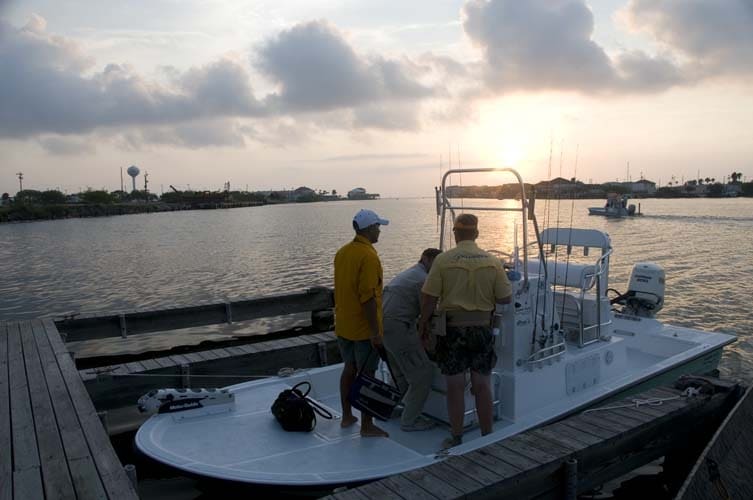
[588,192,641,217]
[135,168,734,490]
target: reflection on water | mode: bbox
[1,197,752,380]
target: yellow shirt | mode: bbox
[334,235,384,341]
[422,240,511,312]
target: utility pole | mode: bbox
[16,172,23,192]
[120,167,124,192]
[144,171,149,196]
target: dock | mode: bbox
[324,379,741,500]
[1,319,138,499]
[2,289,744,499]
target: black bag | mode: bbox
[347,351,403,421]
[271,381,333,432]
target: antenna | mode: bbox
[16,172,24,192]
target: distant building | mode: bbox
[347,187,379,200]
[293,186,317,201]
[629,180,657,195]
[603,180,657,195]
[535,177,583,196]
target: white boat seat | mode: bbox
[526,260,599,290]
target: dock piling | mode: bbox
[565,458,578,500]
[181,363,191,388]
[119,314,127,338]
[124,464,138,490]
[318,342,328,366]
[225,302,233,324]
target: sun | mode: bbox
[466,95,581,177]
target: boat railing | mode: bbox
[576,249,613,347]
[524,339,567,369]
[438,168,530,285]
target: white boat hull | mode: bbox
[135,321,733,487]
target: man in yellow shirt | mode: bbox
[334,208,390,438]
[419,213,512,449]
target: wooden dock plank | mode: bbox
[0,322,12,500]
[484,441,542,470]
[380,474,438,500]
[13,468,45,500]
[572,411,636,433]
[543,420,603,446]
[556,419,616,440]
[23,321,76,499]
[8,322,43,496]
[168,354,192,366]
[139,358,161,371]
[400,469,464,499]
[329,487,370,500]
[41,319,138,499]
[444,455,505,486]
[425,460,485,494]
[463,448,522,478]
[32,321,109,499]
[528,426,588,453]
[502,433,567,463]
[353,480,405,499]
[124,361,147,373]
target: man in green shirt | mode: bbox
[419,214,512,449]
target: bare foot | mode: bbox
[360,424,389,438]
[341,415,358,428]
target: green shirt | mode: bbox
[422,240,511,312]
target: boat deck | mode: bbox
[0,319,138,499]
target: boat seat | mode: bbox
[553,291,611,345]
[527,260,597,289]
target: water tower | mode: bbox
[126,165,140,192]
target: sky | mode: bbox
[1,0,752,197]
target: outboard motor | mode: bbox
[627,204,636,215]
[623,262,665,317]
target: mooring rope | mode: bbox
[582,387,702,414]
[85,366,307,379]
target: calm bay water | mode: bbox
[1,197,752,380]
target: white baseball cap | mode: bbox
[353,209,389,230]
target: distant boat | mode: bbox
[588,193,641,217]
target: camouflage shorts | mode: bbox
[435,325,497,376]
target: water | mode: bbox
[1,197,752,380]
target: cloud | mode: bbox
[462,0,689,94]
[621,0,753,78]
[37,135,97,155]
[121,119,248,149]
[323,153,430,162]
[257,20,434,113]
[0,16,262,141]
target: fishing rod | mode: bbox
[530,137,554,352]
[556,144,579,345]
